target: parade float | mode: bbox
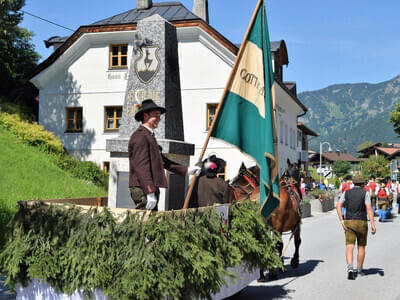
[0,199,282,299]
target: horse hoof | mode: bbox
[290,259,299,269]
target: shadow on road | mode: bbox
[226,260,323,300]
[364,267,384,276]
[226,285,293,300]
[274,258,324,280]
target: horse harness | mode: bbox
[280,177,303,219]
[231,167,259,199]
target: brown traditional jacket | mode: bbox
[189,175,229,208]
[128,125,187,194]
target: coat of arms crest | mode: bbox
[134,46,160,84]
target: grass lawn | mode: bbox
[0,127,107,246]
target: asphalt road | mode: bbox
[228,209,400,300]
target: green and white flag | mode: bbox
[211,0,280,217]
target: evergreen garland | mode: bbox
[0,200,282,299]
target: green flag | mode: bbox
[211,0,280,217]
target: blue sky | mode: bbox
[20,0,400,93]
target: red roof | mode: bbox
[376,147,400,156]
[322,152,360,163]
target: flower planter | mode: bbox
[310,197,335,213]
[301,202,311,218]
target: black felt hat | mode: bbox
[202,155,226,175]
[134,99,166,121]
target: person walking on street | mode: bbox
[376,181,391,222]
[128,99,200,211]
[336,176,376,280]
[367,175,377,215]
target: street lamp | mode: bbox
[319,141,332,184]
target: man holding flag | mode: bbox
[209,0,280,217]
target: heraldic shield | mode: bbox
[134,46,161,84]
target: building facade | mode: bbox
[30,1,310,180]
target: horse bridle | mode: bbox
[231,167,259,198]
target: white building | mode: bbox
[30,0,309,180]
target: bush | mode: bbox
[56,156,108,189]
[335,177,341,189]
[0,96,35,121]
[0,200,282,299]
[0,111,108,189]
[0,112,65,155]
[309,189,334,201]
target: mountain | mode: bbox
[298,75,400,156]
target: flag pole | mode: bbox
[262,0,279,182]
[182,0,264,209]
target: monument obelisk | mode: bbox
[106,14,194,210]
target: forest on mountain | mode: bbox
[298,75,400,156]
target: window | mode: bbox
[109,44,128,69]
[66,107,82,132]
[280,120,283,144]
[105,106,123,131]
[297,130,302,148]
[206,103,218,130]
[103,162,110,174]
[285,124,288,146]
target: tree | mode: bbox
[0,0,40,97]
[389,101,400,137]
[332,159,351,177]
[361,155,390,179]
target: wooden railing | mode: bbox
[39,197,108,207]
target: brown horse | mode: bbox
[230,161,302,280]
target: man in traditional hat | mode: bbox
[128,99,200,210]
[336,175,376,280]
[189,154,230,208]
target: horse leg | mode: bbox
[290,225,301,269]
[268,240,284,280]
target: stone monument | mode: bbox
[106,14,194,210]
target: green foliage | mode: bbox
[0,96,35,121]
[0,112,65,155]
[335,177,341,189]
[0,200,282,299]
[332,159,351,177]
[361,155,390,179]
[309,189,334,201]
[0,0,40,96]
[308,166,319,182]
[0,112,108,188]
[357,141,375,152]
[56,156,109,189]
[229,201,282,272]
[389,101,400,137]
[299,75,400,156]
[0,127,106,249]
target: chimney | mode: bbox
[137,0,152,10]
[193,0,209,23]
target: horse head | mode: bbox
[286,159,300,183]
[230,163,260,202]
